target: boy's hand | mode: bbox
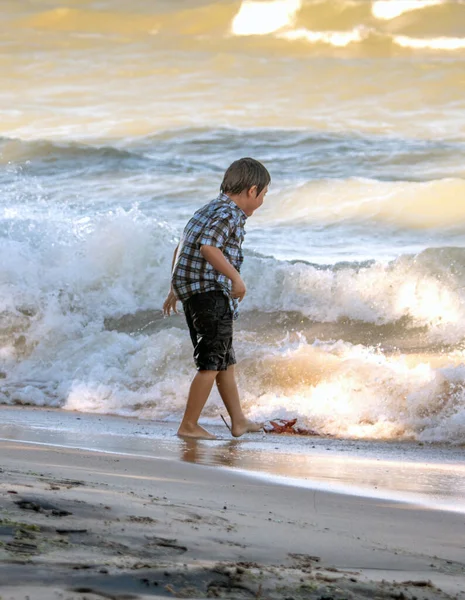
[231,275,246,302]
[163,289,178,316]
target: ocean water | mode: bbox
[1,0,465,444]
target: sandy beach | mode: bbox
[1,408,464,600]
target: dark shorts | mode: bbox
[183,291,236,371]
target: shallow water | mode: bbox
[1,407,464,514]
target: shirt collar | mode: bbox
[218,192,248,220]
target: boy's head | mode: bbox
[221,157,270,197]
[221,157,271,216]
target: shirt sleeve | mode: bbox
[197,215,233,249]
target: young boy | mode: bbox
[163,157,270,440]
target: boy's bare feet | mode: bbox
[177,424,217,440]
[231,419,263,438]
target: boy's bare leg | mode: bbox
[177,370,218,440]
[216,365,262,437]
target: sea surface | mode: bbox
[1,0,465,444]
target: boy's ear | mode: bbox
[248,185,258,197]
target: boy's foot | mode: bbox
[177,424,217,440]
[231,419,263,438]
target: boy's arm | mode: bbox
[200,245,246,301]
[170,244,179,273]
[163,244,179,316]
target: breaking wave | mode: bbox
[0,205,464,443]
[14,0,465,56]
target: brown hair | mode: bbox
[220,157,271,196]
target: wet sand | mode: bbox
[1,407,465,599]
[1,406,464,512]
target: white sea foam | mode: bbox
[279,27,366,47]
[372,0,444,21]
[231,0,465,55]
[278,27,465,53]
[243,338,465,443]
[242,249,465,343]
[0,203,464,445]
[232,0,301,36]
[2,317,465,443]
[394,35,465,51]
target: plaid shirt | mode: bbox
[172,193,247,319]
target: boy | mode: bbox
[163,157,270,440]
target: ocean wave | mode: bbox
[4,131,462,181]
[232,0,462,36]
[232,0,301,36]
[1,325,465,444]
[139,129,465,180]
[0,203,464,442]
[1,202,465,347]
[241,338,465,444]
[18,3,237,37]
[372,0,445,21]
[0,136,212,179]
[13,0,465,56]
[278,27,465,52]
[231,0,465,54]
[394,35,465,51]
[279,26,366,47]
[257,177,465,228]
[3,252,464,359]
[0,137,145,167]
[243,246,465,342]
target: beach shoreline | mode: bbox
[1,407,465,599]
[1,405,464,513]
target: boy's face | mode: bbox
[246,185,268,216]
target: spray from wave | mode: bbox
[232,0,301,36]
[372,0,444,20]
[230,0,465,53]
[9,0,465,55]
[0,202,464,443]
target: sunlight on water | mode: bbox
[280,27,365,47]
[372,0,444,20]
[395,35,465,51]
[232,0,301,35]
